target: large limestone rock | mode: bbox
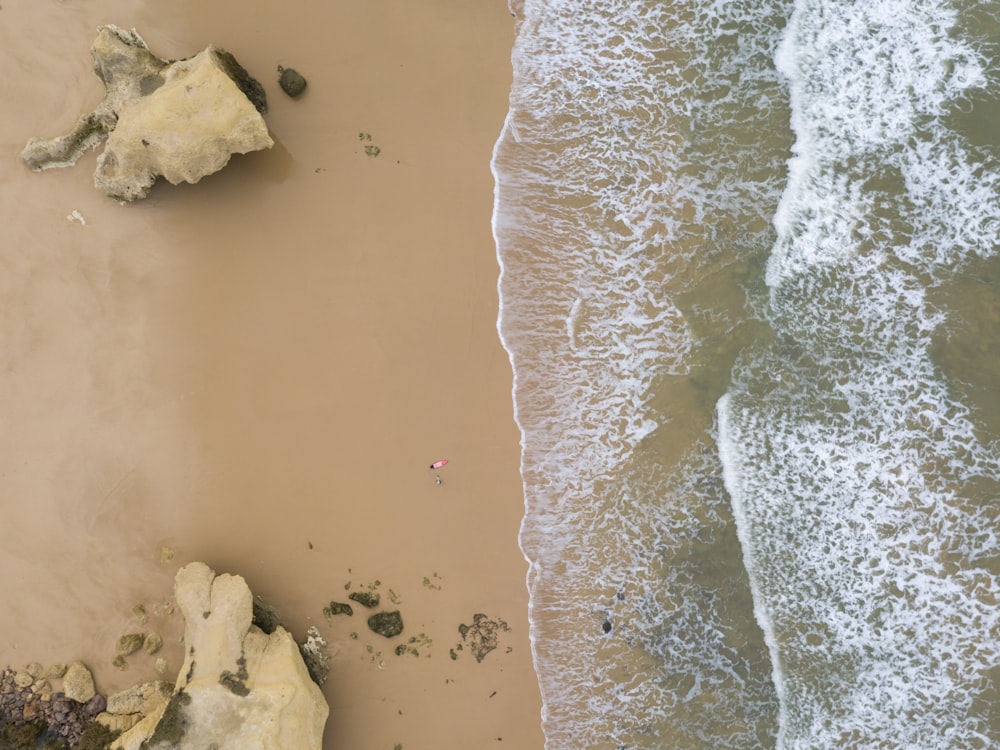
[22,25,272,202]
[111,562,328,750]
[62,660,97,703]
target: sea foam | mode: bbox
[494,0,791,746]
[719,0,1000,745]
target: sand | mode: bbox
[0,1,543,747]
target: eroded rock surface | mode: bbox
[22,25,272,202]
[111,562,328,750]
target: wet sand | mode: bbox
[0,1,542,747]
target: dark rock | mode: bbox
[322,601,353,618]
[252,598,282,634]
[216,48,268,114]
[83,693,106,718]
[457,613,511,663]
[145,690,191,747]
[75,722,121,750]
[368,611,404,638]
[278,66,307,97]
[348,591,380,608]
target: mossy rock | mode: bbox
[76,721,121,750]
[143,632,164,655]
[141,690,190,748]
[0,721,45,750]
[277,66,307,97]
[323,601,353,618]
[117,633,145,657]
[368,611,403,638]
[348,591,380,608]
[252,598,281,634]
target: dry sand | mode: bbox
[0,1,543,747]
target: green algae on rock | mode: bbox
[368,611,404,638]
[143,632,163,655]
[117,633,145,657]
[277,65,308,97]
[323,601,354,618]
[348,590,381,608]
[142,689,191,747]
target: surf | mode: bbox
[718,0,1000,745]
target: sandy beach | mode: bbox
[0,1,542,747]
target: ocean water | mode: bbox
[492,0,1000,747]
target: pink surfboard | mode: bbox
[429,459,448,469]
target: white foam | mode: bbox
[768,0,996,288]
[494,0,792,745]
[720,0,1000,744]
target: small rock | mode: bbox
[24,661,44,679]
[154,657,167,676]
[22,701,40,721]
[13,671,34,688]
[31,679,51,696]
[323,601,353,618]
[46,663,67,678]
[143,632,164,655]
[63,661,97,703]
[278,66,307,97]
[133,603,150,624]
[118,633,145,657]
[368,611,404,638]
[252,598,282,634]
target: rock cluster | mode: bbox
[22,25,272,202]
[1,562,328,749]
[0,665,106,747]
[111,562,328,750]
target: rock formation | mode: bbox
[110,562,328,750]
[62,661,96,703]
[22,25,272,202]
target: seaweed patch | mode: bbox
[455,614,510,663]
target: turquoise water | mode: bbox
[493,0,1000,747]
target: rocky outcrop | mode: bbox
[111,562,328,750]
[22,25,272,202]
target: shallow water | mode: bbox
[495,0,1000,747]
